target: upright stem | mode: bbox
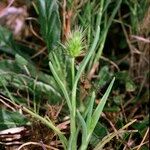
[68,57,77,150]
[71,58,75,88]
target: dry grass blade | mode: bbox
[136,127,149,150]
[94,119,137,150]
[131,35,150,43]
[18,141,59,150]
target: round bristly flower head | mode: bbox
[65,28,84,58]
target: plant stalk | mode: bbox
[68,57,77,150]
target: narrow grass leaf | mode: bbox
[88,78,115,134]
[86,92,96,127]
[93,0,122,64]
[94,119,137,150]
[77,110,87,145]
[38,0,61,51]
[49,62,72,111]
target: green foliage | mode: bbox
[0,108,29,130]
[115,71,136,92]
[90,122,108,147]
[0,26,15,55]
[125,0,148,33]
[132,116,149,136]
[0,58,62,105]
[0,26,12,48]
[0,26,36,64]
[37,0,61,51]
[78,79,115,150]
[94,66,113,91]
[0,0,119,149]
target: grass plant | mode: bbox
[0,0,149,149]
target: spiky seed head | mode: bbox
[65,28,84,58]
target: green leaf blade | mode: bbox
[88,78,115,137]
[0,109,29,130]
[38,0,61,52]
